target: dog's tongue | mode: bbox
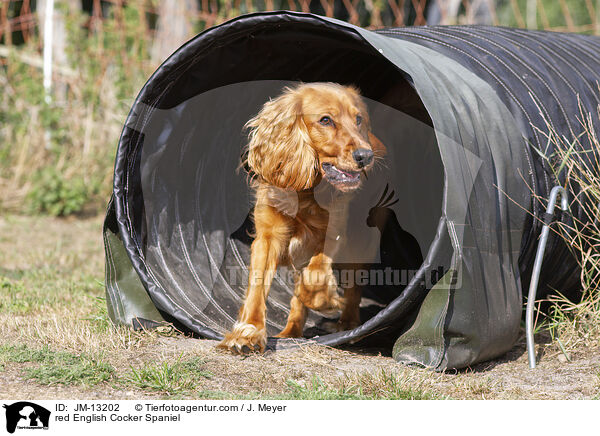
[341,169,359,180]
[334,166,358,178]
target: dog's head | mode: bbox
[245,82,385,192]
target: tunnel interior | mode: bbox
[127,19,446,339]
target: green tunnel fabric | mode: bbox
[104,196,166,328]
[345,30,529,368]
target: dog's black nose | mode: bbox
[353,149,374,167]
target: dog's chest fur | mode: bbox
[255,185,352,269]
[287,191,351,269]
[286,195,328,267]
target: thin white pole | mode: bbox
[42,0,55,104]
[526,0,537,29]
[596,0,600,35]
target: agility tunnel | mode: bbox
[103,11,600,370]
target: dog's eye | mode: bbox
[356,115,362,126]
[319,116,333,126]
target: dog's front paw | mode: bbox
[297,268,344,312]
[217,322,267,354]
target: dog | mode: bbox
[218,82,385,354]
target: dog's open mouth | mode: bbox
[321,163,361,188]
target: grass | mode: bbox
[0,344,114,386]
[1,214,599,400]
[0,7,152,217]
[279,372,441,400]
[0,270,101,316]
[530,95,600,357]
[0,343,215,396]
[496,0,597,32]
[123,356,213,396]
[0,214,450,400]
[0,342,437,399]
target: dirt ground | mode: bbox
[2,335,599,400]
[0,214,599,400]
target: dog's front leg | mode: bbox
[219,205,290,353]
[277,253,343,338]
[296,253,344,313]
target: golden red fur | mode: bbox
[218,82,385,354]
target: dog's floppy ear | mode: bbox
[245,88,319,191]
[368,132,387,157]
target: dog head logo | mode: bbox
[3,402,50,434]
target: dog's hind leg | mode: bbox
[338,286,361,331]
[275,294,308,338]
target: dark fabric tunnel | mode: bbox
[103,11,600,370]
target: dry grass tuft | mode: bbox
[532,90,600,355]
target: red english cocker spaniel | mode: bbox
[219,82,385,354]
